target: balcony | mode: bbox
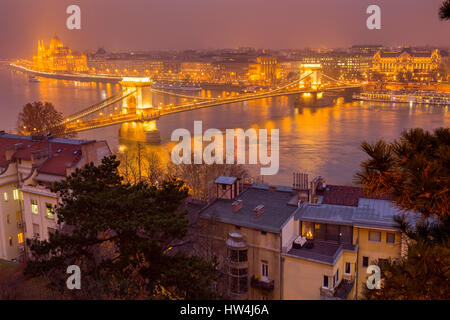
[287,240,357,265]
[320,279,354,300]
[251,275,274,291]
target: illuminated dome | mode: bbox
[49,34,63,51]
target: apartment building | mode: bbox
[0,132,111,261]
[197,177,302,300]
[197,176,418,300]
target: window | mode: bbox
[369,231,381,242]
[15,212,21,223]
[31,200,38,214]
[323,275,329,288]
[3,192,8,201]
[363,256,369,267]
[17,233,24,244]
[386,232,395,244]
[239,249,248,262]
[46,203,54,219]
[9,236,12,246]
[6,214,10,224]
[333,269,339,288]
[261,231,267,235]
[345,262,351,275]
[13,189,20,200]
[261,261,269,279]
[229,249,247,263]
[33,223,40,238]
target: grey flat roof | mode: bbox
[296,205,356,226]
[215,176,237,185]
[200,188,298,233]
[295,198,406,230]
[0,133,95,145]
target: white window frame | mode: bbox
[261,262,269,280]
[322,275,329,289]
[344,262,351,275]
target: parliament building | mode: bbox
[32,35,88,73]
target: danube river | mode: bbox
[1,66,449,186]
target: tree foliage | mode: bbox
[24,155,219,299]
[355,128,450,223]
[357,128,450,300]
[440,0,450,20]
[17,101,73,138]
[363,219,450,300]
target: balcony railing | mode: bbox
[251,275,274,291]
[320,279,354,300]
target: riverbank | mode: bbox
[8,63,123,83]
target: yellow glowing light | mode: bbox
[121,77,151,82]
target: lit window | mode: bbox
[386,233,395,244]
[3,192,8,201]
[46,203,54,219]
[17,233,24,244]
[9,236,12,246]
[13,189,20,200]
[369,231,381,242]
[31,200,39,214]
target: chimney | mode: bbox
[253,204,264,217]
[232,199,243,213]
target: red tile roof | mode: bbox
[0,134,88,177]
[318,184,392,207]
[320,185,363,207]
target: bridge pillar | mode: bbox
[119,120,161,144]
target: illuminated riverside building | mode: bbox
[372,48,442,82]
[0,133,110,261]
[32,35,88,73]
[195,176,422,300]
[247,56,278,83]
[298,53,372,80]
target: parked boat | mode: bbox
[353,91,450,106]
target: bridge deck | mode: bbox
[65,83,361,133]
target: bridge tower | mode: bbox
[298,64,322,90]
[119,77,161,143]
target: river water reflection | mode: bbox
[1,66,448,186]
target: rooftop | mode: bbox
[200,186,298,233]
[296,197,407,230]
[0,132,97,177]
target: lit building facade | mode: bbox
[372,48,442,82]
[32,35,88,73]
[0,133,110,261]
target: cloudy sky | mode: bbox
[0,0,448,58]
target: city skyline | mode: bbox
[0,0,449,58]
